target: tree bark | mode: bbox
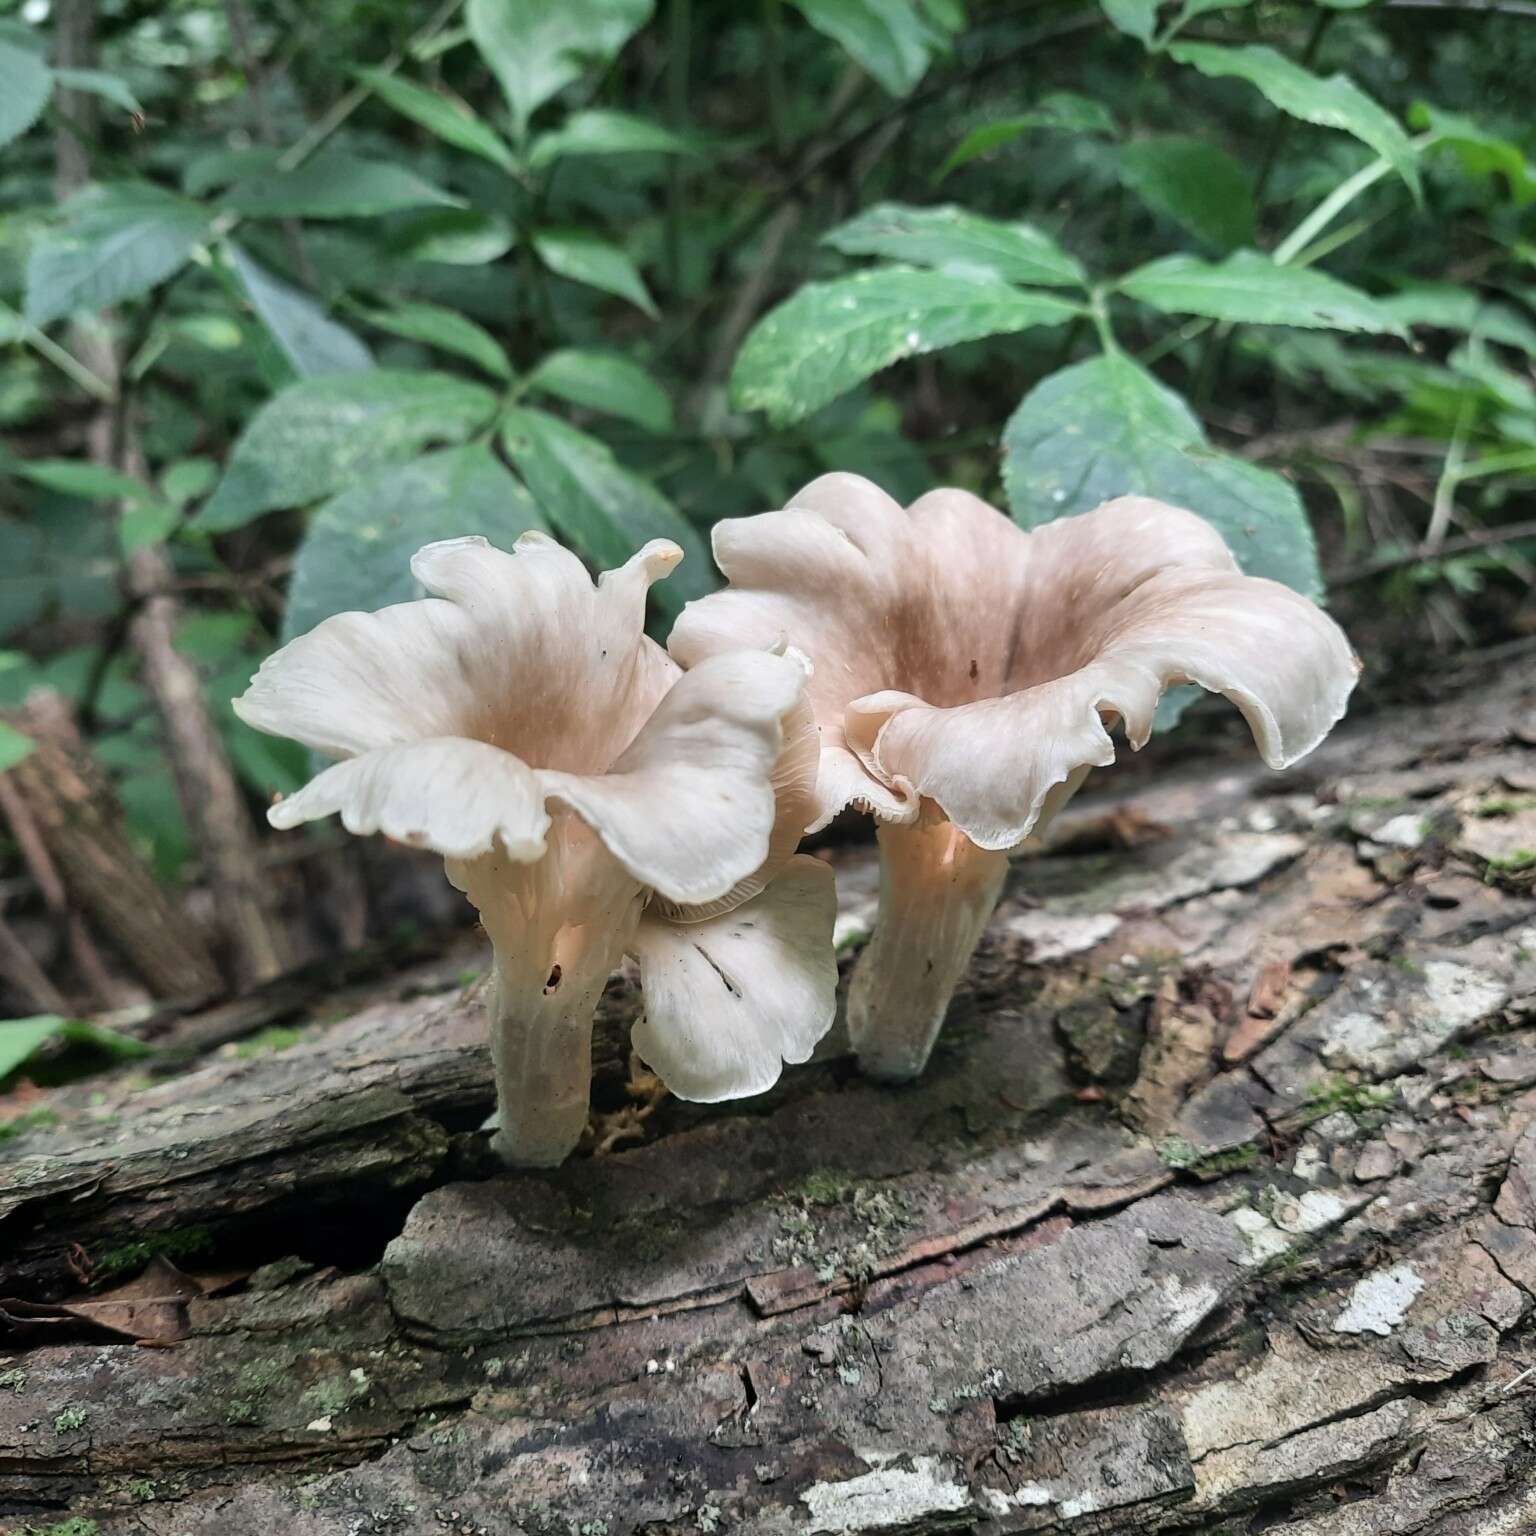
[2,657,1535,1534]
[1,691,222,1005]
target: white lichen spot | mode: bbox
[1229,1205,1290,1267]
[1373,813,1426,848]
[1333,1262,1424,1336]
[306,1416,333,1432]
[800,1457,971,1532]
[1272,1188,1349,1235]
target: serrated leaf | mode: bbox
[359,299,511,380]
[0,721,35,773]
[283,445,548,643]
[1169,42,1420,199]
[731,266,1081,427]
[228,243,374,378]
[1117,136,1255,251]
[533,228,657,317]
[1100,0,1158,44]
[52,67,143,116]
[197,370,498,532]
[936,93,1117,180]
[1411,102,1536,208]
[0,38,51,149]
[389,208,515,265]
[183,146,281,197]
[824,203,1086,287]
[468,0,653,135]
[223,152,462,219]
[1118,250,1405,334]
[530,108,699,167]
[500,407,713,617]
[790,0,956,96]
[25,183,209,327]
[529,349,674,432]
[356,68,516,171]
[1002,352,1321,599]
[1377,284,1536,357]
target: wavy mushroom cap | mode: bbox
[669,474,1361,850]
[236,532,811,909]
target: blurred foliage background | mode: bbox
[0,0,1534,1037]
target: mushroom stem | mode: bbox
[848,806,1009,1082]
[451,825,645,1169]
[486,937,624,1168]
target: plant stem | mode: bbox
[666,0,692,293]
[848,810,1009,1083]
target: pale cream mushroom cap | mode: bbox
[669,474,1361,850]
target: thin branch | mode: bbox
[1328,517,1536,586]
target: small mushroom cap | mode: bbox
[670,475,1360,848]
[631,854,838,1102]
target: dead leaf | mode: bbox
[0,1257,225,1346]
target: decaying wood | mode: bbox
[1,692,222,1007]
[124,491,290,992]
[2,658,1535,1534]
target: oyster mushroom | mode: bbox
[236,532,836,1166]
[669,474,1359,1082]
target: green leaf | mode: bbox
[1168,43,1420,199]
[228,243,374,378]
[731,266,1081,427]
[0,1014,152,1083]
[533,228,657,317]
[198,371,498,532]
[529,349,674,433]
[530,108,699,168]
[183,146,281,198]
[1001,352,1321,599]
[824,203,1087,288]
[936,93,1117,180]
[1100,0,1159,44]
[1117,136,1255,251]
[789,0,957,96]
[468,0,653,135]
[1377,284,1536,357]
[25,183,209,327]
[283,445,548,643]
[1118,250,1405,334]
[359,299,512,379]
[0,1016,67,1082]
[0,721,34,772]
[120,498,181,556]
[1411,103,1536,208]
[13,460,158,502]
[389,208,515,265]
[0,38,52,149]
[52,67,143,116]
[356,68,516,171]
[222,152,462,219]
[500,408,714,617]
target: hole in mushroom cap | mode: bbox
[544,964,563,994]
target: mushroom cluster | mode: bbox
[241,475,1358,1164]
